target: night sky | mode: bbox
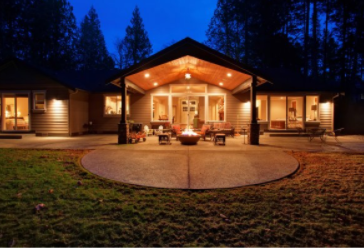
[69,0,218,55]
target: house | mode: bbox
[0,38,341,144]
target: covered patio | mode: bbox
[107,38,271,145]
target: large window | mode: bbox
[270,96,286,129]
[287,96,303,129]
[3,94,29,131]
[104,95,129,116]
[152,96,169,121]
[256,95,267,121]
[306,96,318,121]
[208,95,225,121]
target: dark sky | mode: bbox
[69,0,217,55]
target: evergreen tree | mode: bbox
[117,6,152,68]
[0,0,31,60]
[77,6,114,70]
[26,0,78,70]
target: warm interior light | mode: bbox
[5,110,9,117]
[145,73,150,78]
[219,82,224,86]
[185,73,191,80]
[280,97,284,100]
[17,111,21,117]
[227,73,232,77]
[153,82,158,86]
[186,86,190,89]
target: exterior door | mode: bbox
[2,94,30,131]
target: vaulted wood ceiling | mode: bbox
[126,56,251,91]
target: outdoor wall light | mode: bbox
[219,82,224,86]
[145,73,150,78]
[227,73,232,77]
[153,82,158,86]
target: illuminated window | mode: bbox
[208,95,225,121]
[306,96,319,121]
[256,95,267,121]
[33,91,46,111]
[104,95,130,116]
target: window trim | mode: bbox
[32,90,46,112]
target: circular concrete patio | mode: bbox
[81,149,299,189]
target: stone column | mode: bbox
[249,75,260,145]
[118,78,129,144]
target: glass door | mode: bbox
[287,97,303,130]
[2,94,29,131]
[270,96,287,129]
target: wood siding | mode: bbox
[89,93,119,133]
[129,85,169,127]
[70,90,89,135]
[0,61,70,135]
[32,98,69,135]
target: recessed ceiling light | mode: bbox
[227,73,232,77]
[219,82,224,86]
[145,73,150,78]
[153,82,158,86]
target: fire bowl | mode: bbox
[177,134,201,145]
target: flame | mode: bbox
[182,129,198,136]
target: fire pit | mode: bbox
[178,130,201,145]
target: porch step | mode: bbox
[265,129,303,133]
[0,135,22,139]
[269,133,309,137]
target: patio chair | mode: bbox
[196,124,211,141]
[308,128,326,142]
[171,124,182,139]
[326,128,344,142]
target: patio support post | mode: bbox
[249,75,260,145]
[118,77,129,144]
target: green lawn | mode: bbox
[0,148,363,247]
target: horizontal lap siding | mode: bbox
[208,85,250,132]
[70,91,89,135]
[32,99,69,135]
[319,102,333,131]
[130,85,169,128]
[89,93,119,133]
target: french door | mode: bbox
[1,94,30,131]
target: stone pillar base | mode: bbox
[248,123,260,145]
[118,123,129,144]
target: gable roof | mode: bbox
[0,57,76,91]
[0,57,121,92]
[55,70,121,92]
[257,68,342,92]
[107,37,272,89]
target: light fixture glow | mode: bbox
[145,73,150,78]
[186,86,190,89]
[185,73,191,80]
[153,82,158,86]
[227,73,232,77]
[219,82,224,86]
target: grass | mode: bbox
[0,148,363,247]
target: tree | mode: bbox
[0,0,32,60]
[117,6,152,68]
[25,0,78,70]
[77,6,114,70]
